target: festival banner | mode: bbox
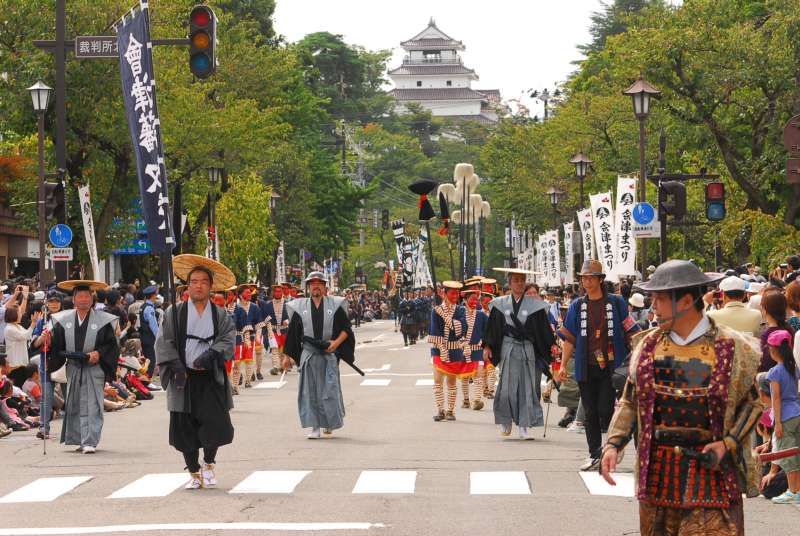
[563,221,575,285]
[614,176,638,277]
[77,185,100,279]
[275,241,286,284]
[116,4,173,253]
[546,229,561,287]
[590,192,616,279]
[576,208,595,261]
[537,234,548,283]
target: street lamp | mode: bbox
[207,166,223,260]
[28,81,53,283]
[546,186,565,229]
[623,75,660,273]
[569,151,593,209]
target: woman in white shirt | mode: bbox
[4,306,41,372]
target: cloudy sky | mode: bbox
[273,0,605,117]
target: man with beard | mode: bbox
[282,272,355,439]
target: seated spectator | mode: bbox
[21,363,41,403]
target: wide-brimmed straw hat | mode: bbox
[636,259,724,293]
[172,254,236,292]
[493,267,542,276]
[57,280,109,293]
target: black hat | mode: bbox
[408,179,438,222]
[636,260,724,292]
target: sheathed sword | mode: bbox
[758,447,800,463]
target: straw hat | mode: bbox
[57,280,109,293]
[493,267,542,276]
[172,254,236,292]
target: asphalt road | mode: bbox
[1,319,798,535]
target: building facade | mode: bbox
[388,19,501,123]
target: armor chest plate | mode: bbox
[653,339,715,430]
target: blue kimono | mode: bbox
[557,293,640,382]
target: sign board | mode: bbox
[113,238,151,255]
[632,202,656,226]
[75,36,119,58]
[783,114,800,154]
[787,158,800,184]
[48,247,73,261]
[633,218,660,239]
[49,224,73,247]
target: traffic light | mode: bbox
[189,5,216,79]
[705,181,726,221]
[381,209,389,230]
[43,181,65,221]
[658,180,686,219]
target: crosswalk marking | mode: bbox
[108,473,189,499]
[387,346,411,351]
[579,471,634,497]
[352,471,417,494]
[253,381,287,390]
[229,471,310,494]
[360,379,391,386]
[0,522,385,535]
[0,476,93,503]
[360,364,391,373]
[469,472,530,495]
[415,379,434,386]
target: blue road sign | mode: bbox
[632,202,656,225]
[112,238,151,255]
[49,224,73,248]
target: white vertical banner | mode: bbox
[546,229,561,287]
[77,185,100,279]
[537,234,548,284]
[577,208,596,261]
[275,241,286,284]
[563,221,575,285]
[614,176,638,277]
[299,248,306,281]
[590,192,617,279]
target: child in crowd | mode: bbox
[764,330,800,503]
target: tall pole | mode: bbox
[424,221,439,304]
[579,177,585,210]
[638,117,648,276]
[53,0,68,282]
[459,185,466,279]
[37,113,47,282]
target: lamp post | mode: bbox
[623,75,660,273]
[546,186,565,229]
[28,81,53,283]
[570,151,592,210]
[207,166,223,261]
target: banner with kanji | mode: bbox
[563,221,575,285]
[590,192,616,278]
[117,4,173,253]
[576,208,595,261]
[546,229,561,287]
[614,176,638,277]
[275,241,286,284]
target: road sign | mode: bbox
[49,224,73,247]
[75,36,118,58]
[48,247,73,261]
[112,238,151,255]
[632,202,656,225]
[633,217,660,239]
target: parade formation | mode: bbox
[3,1,800,535]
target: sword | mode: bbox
[758,447,800,463]
[543,401,551,438]
[279,370,286,384]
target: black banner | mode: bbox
[117,5,173,253]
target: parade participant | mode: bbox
[556,259,641,470]
[461,287,487,411]
[232,284,259,392]
[415,289,430,340]
[46,280,120,453]
[399,289,418,346]
[601,260,764,535]
[282,272,355,439]
[459,277,484,408]
[483,268,554,439]
[139,285,160,378]
[480,290,498,399]
[259,284,289,377]
[156,254,237,489]
[428,281,470,421]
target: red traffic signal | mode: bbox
[189,5,216,79]
[705,182,726,221]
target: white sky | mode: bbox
[273,0,605,117]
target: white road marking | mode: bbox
[579,471,634,497]
[253,381,287,390]
[361,364,391,373]
[352,471,416,494]
[469,472,530,495]
[341,373,432,378]
[360,378,391,386]
[0,476,93,503]
[229,471,310,494]
[0,522,385,535]
[415,379,434,386]
[387,346,411,351]
[108,473,189,499]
